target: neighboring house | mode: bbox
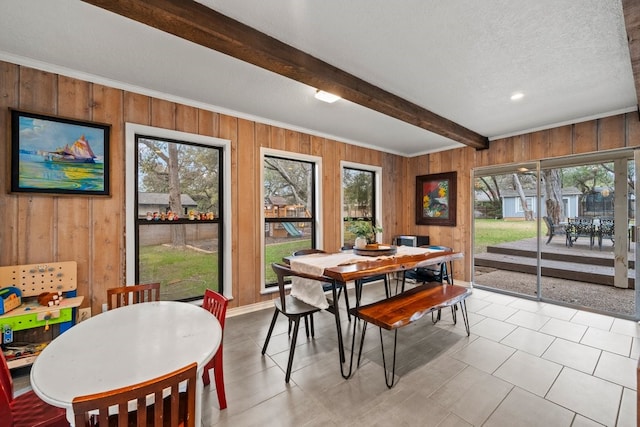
[137,192,198,218]
[500,187,581,220]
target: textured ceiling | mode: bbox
[0,0,636,156]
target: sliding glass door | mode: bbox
[473,150,637,319]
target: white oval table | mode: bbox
[30,301,221,426]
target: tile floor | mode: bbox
[13,281,640,426]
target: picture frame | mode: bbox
[10,109,110,196]
[416,171,457,226]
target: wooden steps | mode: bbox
[474,238,635,288]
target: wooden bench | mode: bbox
[350,283,471,388]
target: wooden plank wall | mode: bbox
[2,60,639,314]
[404,113,640,282]
[0,60,404,314]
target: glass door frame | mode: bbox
[472,149,638,320]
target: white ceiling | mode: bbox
[0,0,636,156]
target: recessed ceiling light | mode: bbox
[314,90,341,103]
[510,92,524,101]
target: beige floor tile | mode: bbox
[631,337,640,360]
[493,350,562,396]
[469,317,517,342]
[539,317,587,342]
[537,304,578,321]
[451,337,515,374]
[463,297,492,313]
[507,297,547,313]
[541,338,601,374]
[504,309,551,330]
[546,367,622,426]
[617,387,638,427]
[580,327,633,356]
[483,293,520,306]
[571,414,606,426]
[572,310,615,331]
[500,326,555,356]
[610,317,640,338]
[476,302,520,321]
[430,365,513,425]
[593,351,637,389]
[483,386,574,427]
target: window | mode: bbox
[126,124,231,301]
[516,197,535,213]
[342,162,382,247]
[262,149,320,289]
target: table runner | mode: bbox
[289,246,443,309]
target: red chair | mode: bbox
[201,289,228,410]
[0,351,69,427]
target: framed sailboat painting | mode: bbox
[10,109,111,196]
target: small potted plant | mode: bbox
[347,220,383,249]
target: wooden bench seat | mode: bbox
[350,283,471,388]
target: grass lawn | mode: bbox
[264,239,311,283]
[139,245,219,299]
[474,219,537,254]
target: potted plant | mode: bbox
[347,220,383,248]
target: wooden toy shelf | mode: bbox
[0,261,83,368]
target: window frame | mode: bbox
[260,148,322,294]
[125,123,233,301]
[341,161,383,246]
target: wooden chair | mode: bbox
[201,289,228,410]
[0,350,68,427]
[293,249,351,320]
[106,283,161,310]
[72,362,197,427]
[262,263,324,382]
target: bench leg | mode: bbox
[460,300,470,336]
[379,328,399,389]
[356,321,368,368]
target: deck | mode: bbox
[474,237,636,288]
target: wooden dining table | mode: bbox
[30,301,222,426]
[287,245,464,378]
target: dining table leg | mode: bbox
[329,278,360,379]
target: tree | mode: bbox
[264,157,312,215]
[343,169,373,217]
[138,138,221,247]
[513,173,534,221]
[542,169,563,225]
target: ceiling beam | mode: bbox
[622,0,640,117]
[81,0,489,150]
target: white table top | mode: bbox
[30,301,221,425]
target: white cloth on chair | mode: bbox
[289,252,359,309]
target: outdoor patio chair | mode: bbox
[566,217,595,249]
[543,216,568,245]
[597,217,615,250]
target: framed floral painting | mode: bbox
[415,171,457,226]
